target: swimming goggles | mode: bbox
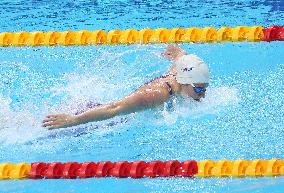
[191,84,206,94]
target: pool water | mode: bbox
[0,0,284,193]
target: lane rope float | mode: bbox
[0,26,283,47]
[0,159,283,179]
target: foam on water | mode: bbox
[0,95,44,144]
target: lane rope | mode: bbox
[0,26,283,46]
[0,159,283,179]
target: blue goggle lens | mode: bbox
[193,86,206,94]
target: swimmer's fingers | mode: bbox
[42,120,61,128]
[42,120,67,130]
[43,114,69,124]
[42,117,57,123]
[42,114,76,130]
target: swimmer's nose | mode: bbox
[198,92,206,98]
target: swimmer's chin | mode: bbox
[179,94,204,102]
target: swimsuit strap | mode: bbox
[165,82,174,96]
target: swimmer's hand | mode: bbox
[42,114,78,130]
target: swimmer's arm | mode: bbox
[73,103,123,125]
[43,86,169,130]
[166,52,186,75]
[42,102,135,130]
[42,108,115,130]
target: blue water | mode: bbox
[0,0,284,193]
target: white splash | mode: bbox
[179,86,240,117]
[0,95,45,144]
[159,86,240,124]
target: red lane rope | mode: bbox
[29,160,198,179]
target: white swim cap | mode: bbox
[176,54,210,84]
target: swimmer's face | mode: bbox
[180,83,208,100]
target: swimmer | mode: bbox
[42,44,210,130]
